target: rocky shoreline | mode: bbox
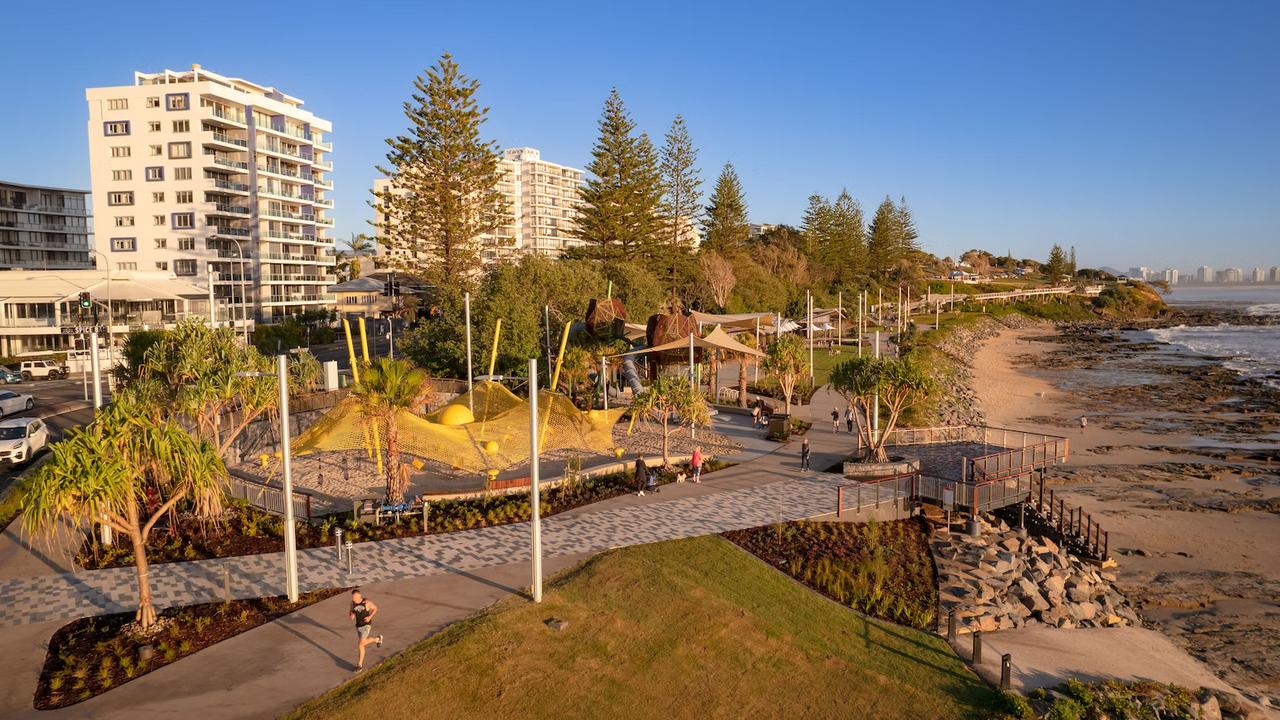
[958,309,1280,711]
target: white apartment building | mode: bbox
[1251,267,1266,283]
[1218,268,1243,283]
[1160,268,1179,285]
[0,181,93,269]
[1128,266,1152,281]
[374,146,585,268]
[1197,266,1214,283]
[1271,267,1280,283]
[86,65,335,328]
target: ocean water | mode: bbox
[1150,286,1280,386]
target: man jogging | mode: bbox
[690,446,704,483]
[349,588,382,672]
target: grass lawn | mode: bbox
[287,535,1002,720]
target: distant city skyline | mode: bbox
[0,1,1276,270]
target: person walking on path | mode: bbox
[349,588,382,672]
[634,453,648,496]
[690,446,704,483]
[800,438,811,471]
[1079,415,1088,433]
[845,405,855,434]
[751,404,761,428]
[831,407,840,433]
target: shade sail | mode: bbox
[689,310,776,331]
[613,324,765,358]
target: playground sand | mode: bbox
[970,327,1280,705]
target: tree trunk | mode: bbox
[661,415,670,467]
[386,416,404,502]
[737,359,748,408]
[126,501,157,629]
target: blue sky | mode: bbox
[1,0,1276,271]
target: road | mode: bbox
[0,376,98,489]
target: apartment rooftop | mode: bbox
[132,64,305,108]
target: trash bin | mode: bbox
[767,413,791,441]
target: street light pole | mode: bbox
[464,292,474,412]
[276,354,299,603]
[229,238,251,346]
[527,358,543,603]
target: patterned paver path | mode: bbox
[0,472,908,627]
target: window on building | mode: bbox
[166,93,189,111]
[174,167,192,180]
[155,261,169,271]
[148,121,161,132]
[146,96,160,108]
[174,259,197,276]
[155,238,167,249]
[113,216,134,227]
[107,98,128,111]
[152,192,165,203]
[171,212,194,229]
[110,146,131,158]
[117,262,137,271]
[149,145,162,156]
[145,166,164,181]
[178,238,196,250]
[168,142,191,159]
[111,169,132,181]
[176,190,193,203]
[153,215,166,226]
[107,191,134,206]
[110,237,137,252]
[104,121,130,136]
[172,120,189,133]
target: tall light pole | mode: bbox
[527,358,543,603]
[464,292,474,412]
[238,357,299,603]
[228,238,251,346]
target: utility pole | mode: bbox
[277,354,299,603]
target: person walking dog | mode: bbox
[349,588,383,672]
[691,446,704,483]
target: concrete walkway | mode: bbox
[0,407,880,719]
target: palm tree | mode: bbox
[350,358,429,502]
[23,402,227,629]
[343,233,375,279]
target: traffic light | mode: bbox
[78,291,92,309]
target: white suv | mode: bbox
[0,417,48,465]
[20,360,67,380]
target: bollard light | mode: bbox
[345,540,354,575]
[335,528,344,560]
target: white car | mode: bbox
[0,390,34,418]
[0,417,48,464]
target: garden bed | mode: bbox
[34,589,343,710]
[79,460,734,570]
[723,519,938,629]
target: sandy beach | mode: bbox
[970,327,1280,705]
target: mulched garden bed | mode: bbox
[35,589,343,710]
[723,518,939,629]
[80,460,734,570]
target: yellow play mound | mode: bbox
[293,381,624,473]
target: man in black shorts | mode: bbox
[349,588,383,672]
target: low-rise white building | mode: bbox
[0,269,210,355]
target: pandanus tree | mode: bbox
[351,358,430,503]
[629,374,710,466]
[831,355,934,462]
[117,320,320,460]
[761,333,807,411]
[23,402,227,629]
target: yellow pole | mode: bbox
[357,316,371,364]
[355,317,382,473]
[486,319,503,378]
[342,319,360,384]
[549,322,571,393]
